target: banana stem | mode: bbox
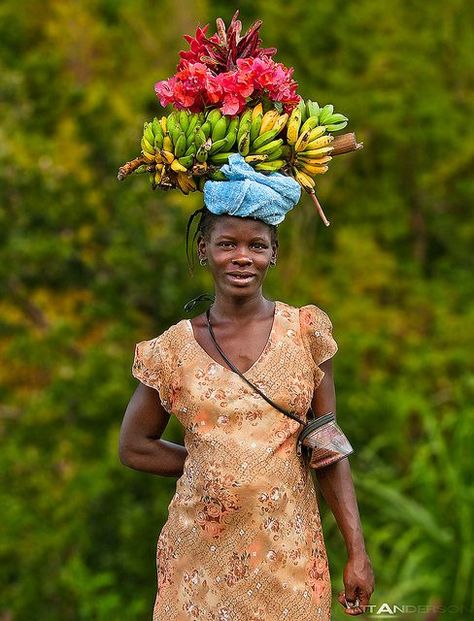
[331,132,364,156]
[117,156,147,181]
[308,190,330,226]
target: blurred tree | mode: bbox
[0,1,472,619]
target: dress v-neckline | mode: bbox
[186,301,279,376]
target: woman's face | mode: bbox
[198,215,277,297]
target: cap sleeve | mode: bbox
[131,337,171,412]
[299,304,338,387]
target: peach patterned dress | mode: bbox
[131,301,338,621]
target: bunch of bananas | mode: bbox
[140,110,206,194]
[130,99,350,195]
[285,100,348,191]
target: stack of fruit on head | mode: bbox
[118,11,362,225]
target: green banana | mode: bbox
[211,116,229,142]
[318,104,334,125]
[324,113,348,124]
[144,122,155,146]
[196,139,212,163]
[250,111,263,142]
[209,170,227,181]
[194,128,207,149]
[306,100,320,121]
[237,109,253,143]
[200,121,211,139]
[265,147,283,162]
[251,127,283,151]
[174,133,187,158]
[185,143,197,157]
[298,99,308,124]
[153,128,164,150]
[195,146,209,163]
[171,126,182,147]
[209,151,234,165]
[325,121,348,132]
[208,138,228,155]
[178,110,190,133]
[222,117,239,150]
[254,138,283,155]
[166,111,178,135]
[177,154,194,168]
[206,109,222,128]
[255,160,286,171]
[151,117,162,135]
[185,114,200,140]
[237,131,251,156]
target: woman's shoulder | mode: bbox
[276,299,334,326]
[134,318,190,354]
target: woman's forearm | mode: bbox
[120,438,188,477]
[315,458,367,556]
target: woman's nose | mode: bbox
[232,253,252,265]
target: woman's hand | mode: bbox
[337,551,375,615]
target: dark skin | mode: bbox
[119,215,374,615]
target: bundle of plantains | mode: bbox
[118,11,363,225]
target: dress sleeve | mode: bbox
[299,304,338,387]
[131,337,172,412]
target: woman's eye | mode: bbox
[253,243,267,249]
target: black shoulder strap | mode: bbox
[206,309,306,427]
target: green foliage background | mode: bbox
[1,1,473,619]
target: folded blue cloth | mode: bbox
[203,153,301,225]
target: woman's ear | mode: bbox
[197,236,206,261]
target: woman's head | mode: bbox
[186,207,278,297]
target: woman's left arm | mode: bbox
[312,358,375,616]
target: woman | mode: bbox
[119,189,374,619]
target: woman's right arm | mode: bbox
[118,382,188,477]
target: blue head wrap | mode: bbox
[203,153,301,226]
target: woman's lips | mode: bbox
[226,272,256,285]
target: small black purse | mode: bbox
[205,309,353,469]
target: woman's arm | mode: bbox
[312,358,375,615]
[119,382,188,477]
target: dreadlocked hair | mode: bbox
[185,207,278,271]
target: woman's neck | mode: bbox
[211,291,272,323]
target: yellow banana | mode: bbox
[298,115,319,136]
[251,102,263,120]
[154,164,163,185]
[272,113,289,134]
[286,107,302,145]
[299,145,334,158]
[142,150,155,163]
[259,110,280,135]
[297,162,329,175]
[160,150,175,164]
[160,116,167,133]
[141,136,154,155]
[163,135,173,152]
[171,160,188,172]
[303,135,334,152]
[307,126,327,142]
[296,154,332,166]
[293,168,315,191]
[244,154,268,163]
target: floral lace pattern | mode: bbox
[131,301,338,620]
